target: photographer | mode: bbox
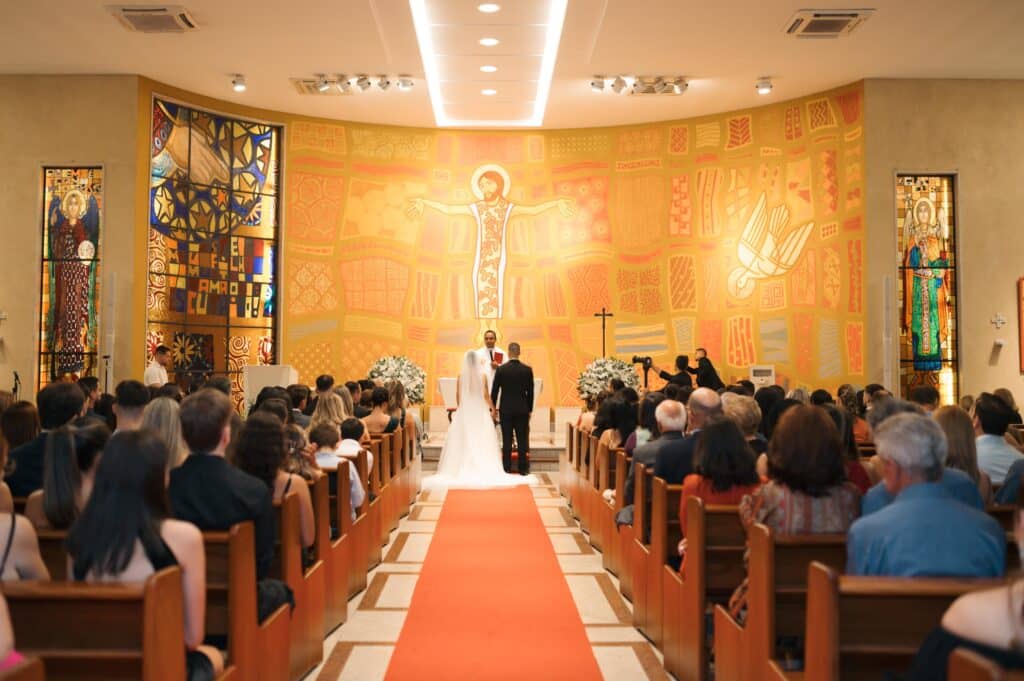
[651,355,693,389]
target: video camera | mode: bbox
[631,355,653,370]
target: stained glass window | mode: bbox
[39,167,103,388]
[896,174,959,404]
[147,100,279,410]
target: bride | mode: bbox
[422,350,536,490]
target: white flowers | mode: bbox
[577,357,640,400]
[368,356,427,405]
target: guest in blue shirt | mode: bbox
[860,466,984,515]
[996,458,1024,505]
[974,392,1024,484]
[848,413,1005,578]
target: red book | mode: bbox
[493,351,504,363]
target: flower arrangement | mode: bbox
[577,357,640,401]
[368,355,427,404]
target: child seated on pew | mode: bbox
[309,424,366,522]
[339,418,374,474]
[66,430,223,680]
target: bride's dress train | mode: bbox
[422,352,536,491]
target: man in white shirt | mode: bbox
[308,422,366,521]
[339,418,374,473]
[974,392,1024,484]
[475,329,507,383]
[144,345,171,387]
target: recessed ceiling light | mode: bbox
[231,74,246,92]
[756,77,773,95]
[481,88,497,96]
[479,37,500,47]
[480,65,498,73]
[477,3,501,12]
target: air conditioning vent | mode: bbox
[291,79,353,96]
[109,5,198,33]
[785,9,873,38]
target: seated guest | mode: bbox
[753,386,782,439]
[837,385,872,444]
[309,391,348,434]
[903,487,1024,680]
[286,385,311,428]
[157,383,183,403]
[387,382,416,435]
[112,380,149,432]
[308,424,365,521]
[762,397,800,441]
[994,387,1023,426]
[92,394,116,430]
[25,420,109,530]
[596,397,638,451]
[624,392,665,456]
[344,382,369,418]
[282,425,320,482]
[809,389,834,406]
[362,387,399,435]
[960,393,976,413]
[577,392,601,435]
[786,387,810,404]
[909,385,940,413]
[935,405,994,504]
[339,418,373,471]
[66,430,222,678]
[0,507,49,580]
[848,413,1005,577]
[652,355,694,389]
[721,393,765,456]
[205,376,232,397]
[1,401,40,454]
[655,389,722,484]
[974,392,1023,484]
[142,397,188,470]
[823,404,872,494]
[77,376,100,417]
[679,418,760,538]
[233,413,315,550]
[6,383,84,497]
[169,389,276,580]
[618,399,687,525]
[608,378,626,393]
[996,457,1024,504]
[247,386,289,418]
[332,386,355,420]
[305,374,335,416]
[256,397,292,426]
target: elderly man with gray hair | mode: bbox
[654,388,721,483]
[616,399,689,528]
[847,412,1005,577]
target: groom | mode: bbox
[490,342,533,475]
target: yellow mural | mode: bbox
[281,83,866,405]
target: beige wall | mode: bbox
[865,78,1024,402]
[0,75,139,394]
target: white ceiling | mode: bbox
[2,0,1024,129]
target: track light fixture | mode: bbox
[590,78,604,92]
[377,76,391,91]
[316,74,330,93]
[756,77,773,95]
[355,75,371,91]
[231,74,246,92]
[338,75,351,92]
[610,76,627,94]
[594,75,688,96]
[397,77,414,91]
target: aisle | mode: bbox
[309,474,668,680]
[385,484,601,680]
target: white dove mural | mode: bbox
[727,192,816,299]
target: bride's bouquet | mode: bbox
[368,355,427,405]
[577,357,640,400]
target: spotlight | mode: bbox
[377,76,391,91]
[756,78,773,95]
[671,78,688,95]
[653,77,668,94]
[610,76,626,94]
[316,74,330,93]
[338,75,351,92]
[477,3,500,12]
[231,74,246,92]
[590,77,605,93]
[479,37,499,47]
[481,88,497,96]
[480,65,498,73]
[355,75,371,91]
[397,77,414,91]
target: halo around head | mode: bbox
[912,197,936,226]
[470,163,511,201]
[61,189,87,219]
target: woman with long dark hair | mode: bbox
[66,430,222,678]
[623,392,665,456]
[25,419,109,530]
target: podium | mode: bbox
[244,365,298,406]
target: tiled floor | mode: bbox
[308,474,670,680]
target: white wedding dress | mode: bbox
[422,351,537,490]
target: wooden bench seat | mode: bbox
[0,657,44,681]
[4,567,235,681]
[36,530,68,581]
[714,524,847,681]
[644,476,683,649]
[950,647,1024,681]
[323,460,352,634]
[203,522,289,681]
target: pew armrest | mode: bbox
[766,660,802,681]
[712,604,745,681]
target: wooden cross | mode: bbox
[593,307,614,358]
[991,313,1007,330]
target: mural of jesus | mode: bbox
[407,164,575,324]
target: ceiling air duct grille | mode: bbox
[785,9,874,38]
[109,5,198,33]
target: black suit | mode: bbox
[5,433,47,498]
[687,358,724,390]
[169,453,276,579]
[490,359,534,474]
[652,430,699,485]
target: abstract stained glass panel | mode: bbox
[896,174,959,404]
[148,99,279,410]
[39,167,102,388]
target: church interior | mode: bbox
[1,1,1024,679]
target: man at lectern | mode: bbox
[475,329,507,383]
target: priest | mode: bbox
[476,329,507,383]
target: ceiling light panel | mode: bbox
[409,0,568,127]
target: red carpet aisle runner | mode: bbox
[385,486,603,681]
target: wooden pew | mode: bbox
[0,658,44,681]
[645,476,683,648]
[310,473,348,636]
[631,464,652,636]
[662,498,747,681]
[950,647,1024,681]
[365,440,384,570]
[572,433,590,531]
[203,522,290,681]
[560,422,575,498]
[597,447,625,577]
[988,505,1015,532]
[713,524,847,681]
[11,498,27,516]
[778,562,1003,681]
[588,441,609,551]
[617,451,638,603]
[4,566,235,681]
[36,530,68,581]
[271,491,324,680]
